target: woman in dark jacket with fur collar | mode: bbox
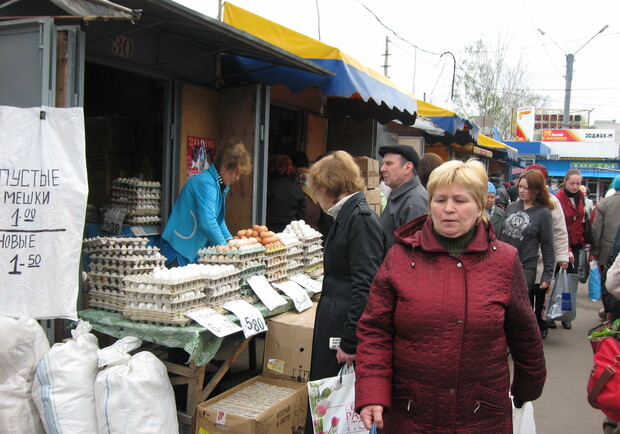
[307,151,388,380]
[355,159,545,433]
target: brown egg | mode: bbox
[258,225,268,234]
[245,229,253,237]
[252,224,260,231]
[252,230,259,238]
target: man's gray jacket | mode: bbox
[381,175,428,246]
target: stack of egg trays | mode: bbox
[202,269,243,308]
[198,246,267,296]
[262,244,288,284]
[122,273,209,326]
[83,237,163,313]
[283,240,305,277]
[110,178,161,225]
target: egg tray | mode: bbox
[89,252,165,265]
[303,256,323,268]
[123,269,239,292]
[88,262,165,274]
[266,269,289,284]
[83,236,149,246]
[199,244,266,258]
[284,244,303,256]
[303,243,323,255]
[125,208,161,217]
[205,280,241,297]
[286,257,304,272]
[265,254,286,268]
[121,309,194,327]
[110,183,161,193]
[83,244,160,255]
[204,291,242,306]
[88,285,125,298]
[265,260,288,273]
[123,215,161,226]
[89,296,126,313]
[110,194,161,203]
[88,271,129,287]
[263,245,287,256]
[296,233,322,243]
[238,264,266,281]
[125,288,205,304]
[124,279,207,295]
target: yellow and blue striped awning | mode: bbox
[222,3,417,124]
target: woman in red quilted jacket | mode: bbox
[553,168,585,330]
[355,159,546,433]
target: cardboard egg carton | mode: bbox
[89,252,165,266]
[83,236,149,249]
[83,244,159,255]
[266,267,289,284]
[89,295,126,312]
[265,254,286,269]
[122,308,196,327]
[125,216,161,225]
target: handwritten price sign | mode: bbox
[185,308,242,337]
[273,281,312,312]
[222,299,268,338]
[290,273,322,293]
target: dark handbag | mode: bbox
[583,211,594,244]
[587,337,620,421]
[579,249,590,284]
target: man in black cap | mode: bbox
[378,144,428,246]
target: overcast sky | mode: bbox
[174,0,620,127]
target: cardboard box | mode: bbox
[365,175,379,189]
[195,376,307,434]
[369,203,382,216]
[263,303,317,383]
[364,188,381,205]
[354,156,379,175]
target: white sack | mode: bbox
[0,316,50,383]
[95,351,179,434]
[32,321,100,434]
[0,369,45,434]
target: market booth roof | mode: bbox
[222,3,417,125]
[2,0,333,79]
[477,134,517,152]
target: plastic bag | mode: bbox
[307,365,369,434]
[589,260,602,302]
[95,338,178,434]
[31,321,100,434]
[607,254,620,299]
[543,270,579,322]
[512,400,536,434]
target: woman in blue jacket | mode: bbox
[160,140,251,266]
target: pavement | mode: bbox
[530,281,607,433]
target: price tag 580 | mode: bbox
[243,315,266,335]
[222,300,268,338]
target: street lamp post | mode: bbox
[538,25,608,128]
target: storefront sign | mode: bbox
[186,136,216,179]
[0,106,88,320]
[273,281,312,312]
[185,307,243,337]
[571,162,618,170]
[222,299,268,338]
[515,107,535,142]
[542,129,615,142]
[246,275,287,311]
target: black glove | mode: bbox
[513,397,524,409]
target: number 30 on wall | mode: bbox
[112,35,134,59]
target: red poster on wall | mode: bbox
[186,136,216,179]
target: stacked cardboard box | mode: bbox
[354,156,380,189]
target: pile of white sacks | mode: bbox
[0,318,178,433]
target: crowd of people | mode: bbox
[157,139,620,432]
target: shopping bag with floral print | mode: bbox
[307,365,369,434]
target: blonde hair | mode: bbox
[427,159,488,224]
[216,139,252,176]
[308,151,364,201]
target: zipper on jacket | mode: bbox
[473,400,503,413]
[407,400,412,411]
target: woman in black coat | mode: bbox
[307,151,388,380]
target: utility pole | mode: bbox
[538,25,608,128]
[382,36,390,77]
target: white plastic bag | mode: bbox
[308,365,369,434]
[0,369,45,434]
[0,316,50,383]
[512,400,536,434]
[31,321,100,434]
[95,338,179,434]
